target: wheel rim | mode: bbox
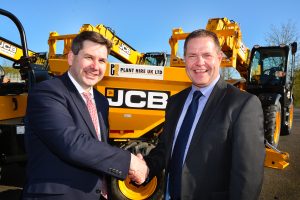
[118,176,157,199]
[273,110,281,145]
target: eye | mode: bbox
[203,54,213,59]
[187,54,197,60]
[98,59,107,64]
[85,56,93,60]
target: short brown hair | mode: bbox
[183,29,221,56]
[71,31,112,55]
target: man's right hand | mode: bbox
[128,153,149,185]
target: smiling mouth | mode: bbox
[194,69,207,73]
[85,71,98,77]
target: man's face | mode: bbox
[68,40,108,91]
[184,37,222,88]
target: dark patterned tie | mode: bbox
[169,90,202,199]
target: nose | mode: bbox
[90,59,98,69]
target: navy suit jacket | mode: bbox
[145,79,265,200]
[23,73,130,200]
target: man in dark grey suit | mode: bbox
[22,31,147,200]
[143,29,265,200]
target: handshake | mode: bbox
[129,153,149,185]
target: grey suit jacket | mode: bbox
[145,79,265,200]
[23,73,131,200]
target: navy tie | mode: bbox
[169,90,202,199]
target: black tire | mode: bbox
[263,102,281,147]
[281,102,294,136]
[110,141,164,200]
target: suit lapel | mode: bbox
[60,73,99,140]
[187,79,228,154]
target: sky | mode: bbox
[1,0,300,61]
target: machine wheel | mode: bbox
[110,171,164,200]
[264,102,281,147]
[281,102,294,136]
[110,141,164,200]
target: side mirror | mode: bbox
[291,42,297,54]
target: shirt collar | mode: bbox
[191,74,220,97]
[68,71,94,98]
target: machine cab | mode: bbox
[248,43,297,88]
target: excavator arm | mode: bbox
[48,23,168,70]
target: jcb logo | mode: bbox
[239,42,247,54]
[0,40,17,55]
[106,88,169,110]
[119,43,131,55]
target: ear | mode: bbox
[67,51,74,66]
[217,51,223,63]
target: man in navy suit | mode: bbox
[140,30,265,200]
[22,31,148,200]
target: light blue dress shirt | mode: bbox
[165,75,220,200]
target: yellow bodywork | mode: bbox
[0,95,27,120]
[48,24,145,67]
[264,147,289,169]
[100,66,190,138]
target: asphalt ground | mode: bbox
[1,108,300,200]
[259,108,300,200]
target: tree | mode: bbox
[294,69,300,107]
[265,20,300,107]
[265,20,300,69]
[265,20,299,46]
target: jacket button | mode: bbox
[96,189,101,194]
